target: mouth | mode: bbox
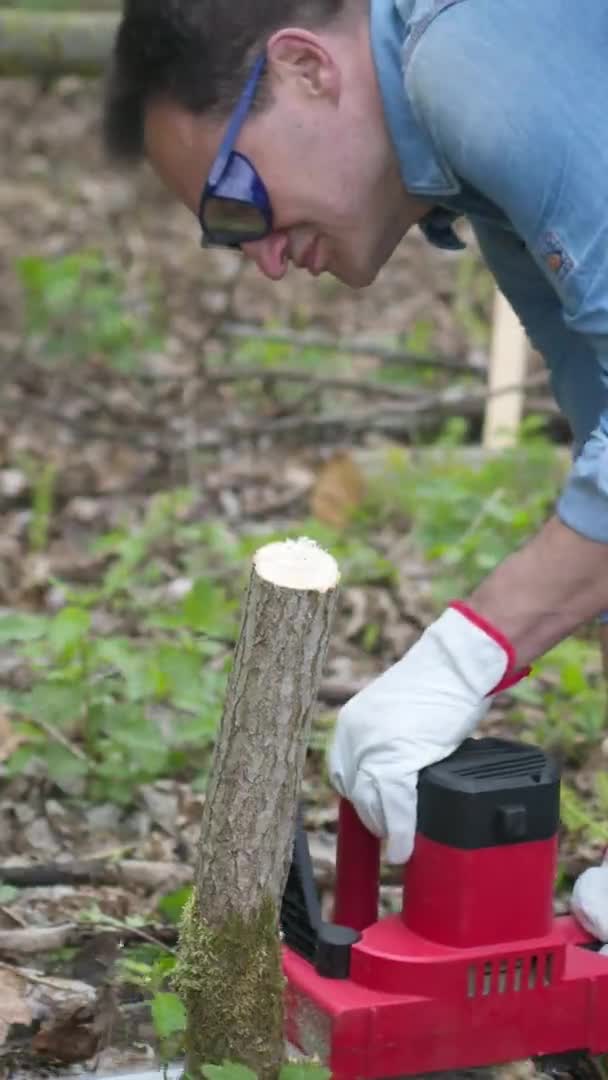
[294,236,325,277]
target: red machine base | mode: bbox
[283,915,608,1080]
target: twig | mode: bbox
[0,371,554,452]
[101,920,176,955]
[25,715,92,763]
[218,321,484,376]
[0,922,178,957]
[80,913,177,955]
[0,957,90,988]
[0,397,161,450]
[0,859,192,890]
[204,365,427,399]
[183,373,553,450]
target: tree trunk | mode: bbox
[173,538,340,1080]
[0,10,117,77]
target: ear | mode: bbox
[266,29,341,102]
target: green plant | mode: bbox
[560,782,608,845]
[1,597,230,802]
[114,935,185,1065]
[17,251,165,372]
[0,495,241,800]
[375,322,446,389]
[17,454,57,553]
[512,637,605,764]
[360,420,565,603]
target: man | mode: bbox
[104,0,608,937]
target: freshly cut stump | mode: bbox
[174,538,340,1080]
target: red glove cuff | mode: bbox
[449,601,531,695]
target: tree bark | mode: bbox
[173,538,339,1080]
[0,10,117,77]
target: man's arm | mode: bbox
[329,24,608,868]
[470,514,608,666]
[467,219,608,665]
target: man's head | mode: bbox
[104,0,432,287]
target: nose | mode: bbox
[241,232,289,281]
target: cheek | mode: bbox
[261,131,336,209]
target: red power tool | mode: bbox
[280,737,608,1079]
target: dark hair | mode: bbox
[103,0,349,164]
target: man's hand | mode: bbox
[328,603,528,864]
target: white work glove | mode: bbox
[328,602,529,864]
[571,851,608,949]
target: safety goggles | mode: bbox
[199,54,273,250]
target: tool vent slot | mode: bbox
[456,754,547,780]
[466,953,554,997]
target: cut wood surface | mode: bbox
[174,538,340,1079]
[0,10,117,77]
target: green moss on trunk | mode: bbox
[173,890,285,1080]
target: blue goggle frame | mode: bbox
[199,54,273,249]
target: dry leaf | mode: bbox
[33,984,118,1064]
[0,969,32,1046]
[310,452,365,529]
[0,962,98,1058]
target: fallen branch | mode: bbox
[0,10,118,77]
[206,364,426,400]
[0,922,179,957]
[184,376,554,450]
[219,321,484,376]
[0,368,554,452]
[0,858,192,891]
[0,924,76,955]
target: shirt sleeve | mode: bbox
[405,1,608,542]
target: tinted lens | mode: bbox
[203,196,267,242]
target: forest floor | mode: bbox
[0,76,606,1079]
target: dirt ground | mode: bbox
[0,76,603,1080]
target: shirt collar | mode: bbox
[369,0,466,249]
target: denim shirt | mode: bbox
[371,0,608,545]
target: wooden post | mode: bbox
[173,538,340,1080]
[482,289,529,450]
